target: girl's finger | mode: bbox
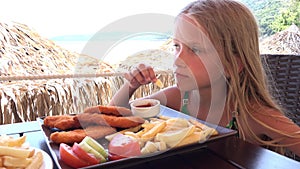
[131,68,146,84]
[123,72,133,82]
[147,66,157,81]
[124,72,139,88]
[136,64,156,82]
[137,64,151,82]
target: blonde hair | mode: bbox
[180,0,299,149]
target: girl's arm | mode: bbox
[109,64,182,111]
[109,81,138,108]
[268,115,300,157]
[252,109,300,157]
[109,63,157,108]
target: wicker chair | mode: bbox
[261,54,300,160]
[261,54,300,126]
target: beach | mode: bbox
[55,37,174,73]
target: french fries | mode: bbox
[155,125,195,147]
[155,79,163,88]
[0,135,44,169]
[141,121,166,139]
[2,155,32,168]
[0,135,26,147]
[105,125,142,141]
[189,119,219,136]
[175,132,202,147]
[0,146,35,158]
[106,116,219,155]
[25,151,43,169]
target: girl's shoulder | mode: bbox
[163,86,182,111]
[250,105,299,134]
[251,105,283,118]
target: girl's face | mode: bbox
[173,15,225,92]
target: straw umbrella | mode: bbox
[0,20,174,124]
[260,24,300,54]
[0,20,118,124]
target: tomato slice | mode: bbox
[108,152,125,161]
[108,134,141,158]
[72,142,100,165]
[59,143,89,168]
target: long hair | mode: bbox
[180,0,298,148]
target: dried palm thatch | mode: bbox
[0,20,114,76]
[260,24,300,54]
[0,20,175,124]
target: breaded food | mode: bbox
[50,125,116,144]
[101,114,145,128]
[76,113,145,128]
[83,105,133,116]
[54,116,81,130]
[85,125,116,139]
[50,129,85,144]
[43,115,72,128]
[43,115,81,130]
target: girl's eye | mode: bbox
[173,43,181,51]
[191,46,202,55]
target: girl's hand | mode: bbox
[124,63,157,89]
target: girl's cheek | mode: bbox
[174,49,187,67]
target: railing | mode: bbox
[0,71,174,125]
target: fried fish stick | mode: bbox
[85,125,116,139]
[50,126,116,144]
[101,114,145,128]
[83,105,133,116]
[75,113,109,126]
[76,113,145,128]
[54,116,81,130]
[50,129,86,144]
[43,115,81,130]
[43,115,72,128]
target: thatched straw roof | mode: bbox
[0,20,114,78]
[260,24,300,54]
[0,20,175,124]
[0,20,117,124]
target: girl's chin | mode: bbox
[176,82,195,91]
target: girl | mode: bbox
[109,0,300,157]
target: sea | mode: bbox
[53,33,171,65]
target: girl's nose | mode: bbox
[174,46,187,68]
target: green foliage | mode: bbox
[270,0,300,32]
[239,0,300,37]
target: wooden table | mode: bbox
[1,121,299,169]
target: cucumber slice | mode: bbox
[78,141,106,162]
[82,136,108,158]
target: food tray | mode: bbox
[39,106,237,169]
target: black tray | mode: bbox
[39,106,237,169]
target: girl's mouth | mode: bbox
[174,71,189,79]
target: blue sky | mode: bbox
[1,0,194,39]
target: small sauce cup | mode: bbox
[130,99,160,118]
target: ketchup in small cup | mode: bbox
[130,99,160,118]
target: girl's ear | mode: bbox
[236,57,244,73]
[225,56,244,78]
